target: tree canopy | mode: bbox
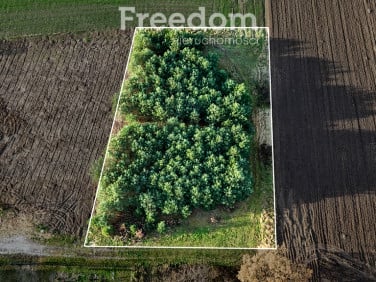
[92,29,255,237]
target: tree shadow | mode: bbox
[271,37,376,205]
[270,37,376,273]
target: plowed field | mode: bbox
[268,0,376,280]
[0,30,133,236]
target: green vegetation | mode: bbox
[0,0,265,39]
[1,249,311,282]
[141,164,273,247]
[0,248,251,268]
[87,28,272,247]
[0,250,249,281]
[209,29,270,108]
[89,156,104,184]
[89,29,254,242]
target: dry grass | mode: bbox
[238,250,313,282]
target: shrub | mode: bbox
[101,225,113,237]
[237,252,313,282]
[129,225,137,236]
[157,221,166,234]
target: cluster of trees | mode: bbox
[92,29,254,237]
[121,30,251,128]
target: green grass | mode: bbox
[141,165,273,247]
[212,30,269,91]
[0,0,265,39]
[0,247,252,268]
[0,248,251,281]
[211,29,271,109]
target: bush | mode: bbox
[129,225,137,236]
[101,225,113,237]
[238,252,312,282]
[157,221,166,234]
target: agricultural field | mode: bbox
[0,30,133,236]
[86,28,275,248]
[268,0,376,280]
[0,0,265,39]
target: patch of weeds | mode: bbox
[44,234,78,246]
[0,203,12,217]
[111,92,121,115]
[36,224,49,234]
[89,156,104,184]
[82,36,92,43]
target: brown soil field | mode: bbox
[0,30,133,236]
[268,0,376,280]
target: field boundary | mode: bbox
[84,27,276,250]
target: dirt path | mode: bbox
[0,236,46,256]
[268,0,376,279]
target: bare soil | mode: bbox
[268,0,376,280]
[0,30,133,236]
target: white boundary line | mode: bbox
[84,26,277,250]
[267,27,278,249]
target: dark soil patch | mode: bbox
[0,29,134,236]
[268,0,376,279]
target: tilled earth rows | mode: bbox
[268,0,376,280]
[0,30,133,235]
